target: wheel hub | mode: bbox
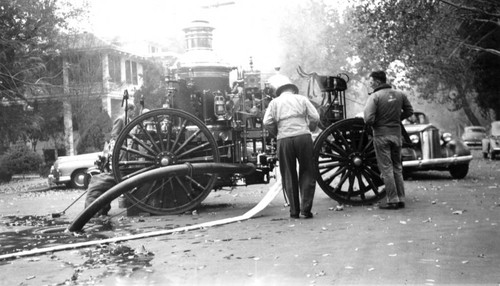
[157,152,176,166]
[349,153,363,167]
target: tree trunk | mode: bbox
[495,108,500,121]
[461,96,481,126]
[63,58,74,155]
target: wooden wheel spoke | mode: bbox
[333,169,350,189]
[118,159,155,167]
[322,165,348,184]
[185,174,209,191]
[332,129,352,153]
[171,118,188,152]
[362,138,375,154]
[121,165,157,180]
[165,118,173,151]
[174,129,201,154]
[356,126,369,152]
[128,133,158,156]
[360,169,379,195]
[120,145,156,160]
[174,176,195,200]
[137,122,162,152]
[324,140,348,157]
[346,173,355,199]
[319,151,346,162]
[355,172,367,201]
[150,115,166,152]
[140,182,160,206]
[166,178,177,204]
[318,161,343,170]
[364,165,382,179]
[176,142,212,159]
[130,180,162,202]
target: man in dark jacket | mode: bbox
[84,102,135,216]
[364,71,413,210]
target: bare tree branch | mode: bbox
[439,0,500,18]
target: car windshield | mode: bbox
[491,122,500,136]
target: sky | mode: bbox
[82,0,348,70]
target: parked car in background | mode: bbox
[461,126,486,148]
[48,152,100,189]
[402,112,473,179]
[482,121,500,160]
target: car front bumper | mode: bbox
[464,141,482,147]
[403,155,473,168]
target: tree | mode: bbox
[35,99,65,151]
[278,1,355,79]
[0,0,87,151]
[348,0,500,123]
[0,0,87,101]
[0,103,40,152]
[277,0,370,114]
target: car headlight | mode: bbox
[410,134,420,144]
[442,132,453,143]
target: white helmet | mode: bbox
[267,74,299,97]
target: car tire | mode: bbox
[449,164,469,179]
[70,169,88,189]
[403,171,411,180]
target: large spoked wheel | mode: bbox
[112,108,220,215]
[313,118,385,205]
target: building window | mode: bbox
[125,60,138,85]
[125,60,131,84]
[108,55,121,83]
[149,45,158,53]
[68,54,102,83]
[132,61,138,85]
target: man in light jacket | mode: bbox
[263,75,320,218]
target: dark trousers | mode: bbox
[277,134,316,216]
[84,172,116,215]
[373,135,405,203]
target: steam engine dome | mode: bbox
[174,20,232,92]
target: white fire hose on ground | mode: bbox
[0,178,283,261]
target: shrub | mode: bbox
[38,162,51,178]
[0,162,12,182]
[1,144,43,176]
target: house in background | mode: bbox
[34,33,155,158]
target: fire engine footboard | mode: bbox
[68,162,255,232]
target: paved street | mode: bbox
[0,150,499,285]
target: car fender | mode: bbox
[445,139,471,157]
[490,137,500,149]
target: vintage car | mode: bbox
[48,152,100,189]
[481,121,500,159]
[461,126,486,148]
[402,112,473,179]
